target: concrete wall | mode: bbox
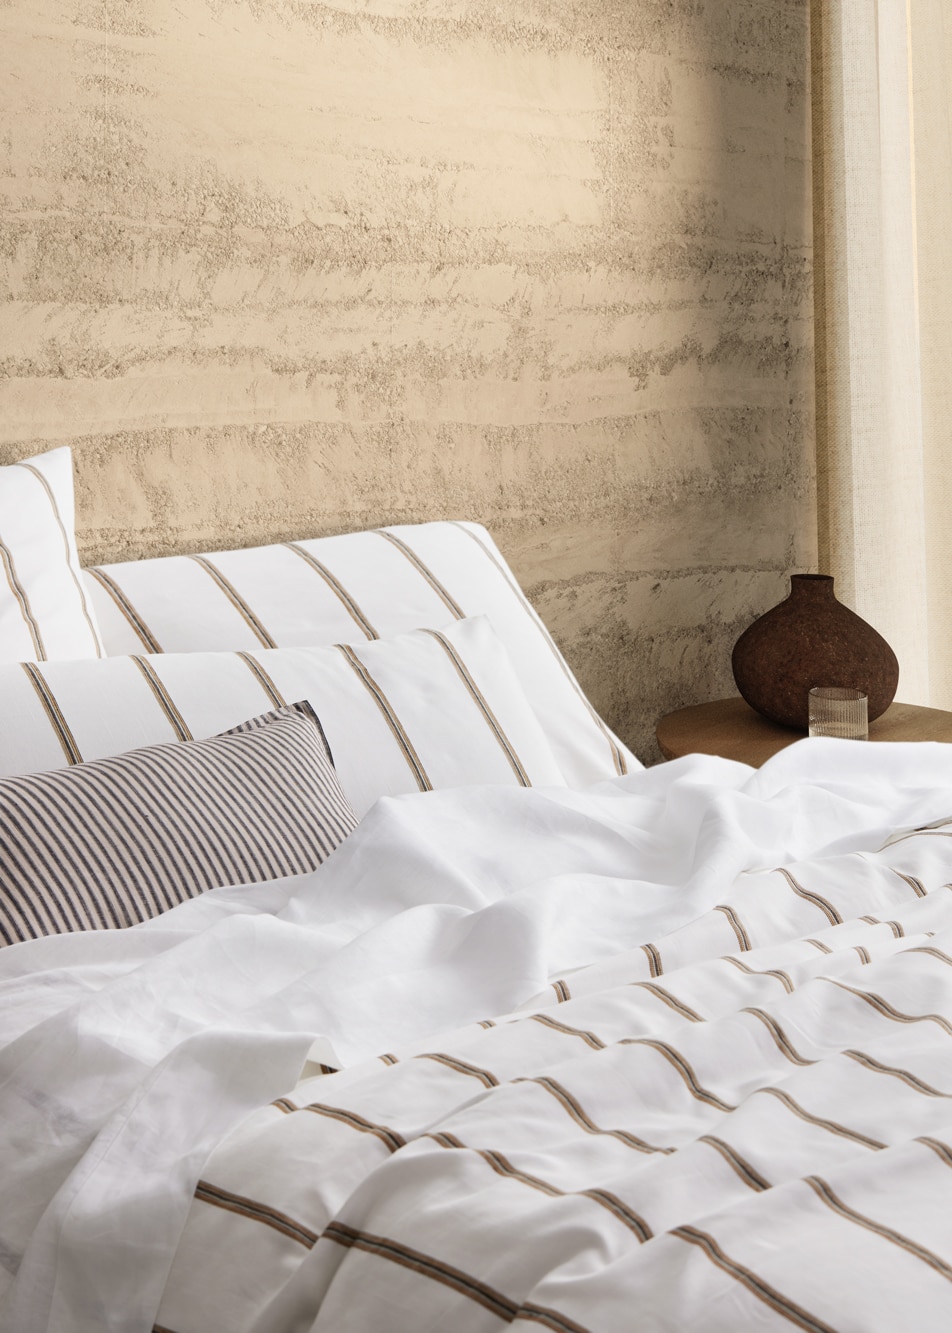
[0,0,815,762]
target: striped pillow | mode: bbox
[1,447,103,662]
[0,616,565,818]
[82,521,637,786]
[0,701,357,946]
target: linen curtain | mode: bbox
[812,0,952,708]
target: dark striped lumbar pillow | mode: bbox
[0,701,357,946]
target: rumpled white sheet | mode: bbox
[3,740,952,1332]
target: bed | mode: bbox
[2,446,952,1333]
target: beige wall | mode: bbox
[0,0,815,762]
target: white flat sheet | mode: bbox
[3,740,952,1331]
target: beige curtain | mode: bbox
[812,0,952,708]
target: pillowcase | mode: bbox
[81,520,637,786]
[0,616,565,818]
[0,446,103,662]
[0,701,358,946]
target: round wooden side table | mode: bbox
[656,696,952,768]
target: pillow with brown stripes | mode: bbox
[81,520,637,786]
[0,447,103,663]
[0,700,358,946]
[0,615,566,819]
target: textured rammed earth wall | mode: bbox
[0,0,814,762]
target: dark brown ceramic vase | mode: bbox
[731,574,899,729]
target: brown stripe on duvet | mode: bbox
[1,537,44,658]
[620,1038,734,1111]
[430,1130,468,1148]
[429,1130,654,1243]
[449,520,630,778]
[741,1008,816,1066]
[720,955,795,994]
[337,643,431,791]
[917,1136,952,1168]
[302,1102,406,1153]
[551,978,572,1003]
[416,1052,499,1087]
[422,628,531,785]
[323,1223,597,1333]
[757,1087,886,1150]
[805,1175,952,1282]
[520,1160,650,1235]
[529,1012,606,1050]
[844,1049,952,1098]
[822,978,952,1037]
[715,903,752,951]
[130,657,193,741]
[892,869,928,897]
[634,981,706,1021]
[84,566,162,652]
[189,555,277,647]
[858,914,906,939]
[17,460,101,653]
[880,818,952,849]
[671,1225,837,1333]
[195,1179,317,1248]
[580,1189,653,1244]
[323,1221,518,1321]
[20,663,83,764]
[641,941,663,977]
[373,529,465,619]
[772,867,842,926]
[284,542,378,639]
[513,1075,672,1155]
[698,1135,771,1191]
[904,944,952,967]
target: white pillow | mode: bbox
[0,447,102,662]
[0,616,565,817]
[83,521,637,785]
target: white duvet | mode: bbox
[3,741,952,1331]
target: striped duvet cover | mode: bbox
[4,741,952,1331]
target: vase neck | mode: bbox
[789,573,835,601]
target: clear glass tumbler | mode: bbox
[808,686,868,740]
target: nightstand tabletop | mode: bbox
[656,696,952,767]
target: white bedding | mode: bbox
[3,740,952,1331]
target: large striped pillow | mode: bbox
[1,447,103,662]
[82,521,637,786]
[0,701,357,946]
[0,616,565,818]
